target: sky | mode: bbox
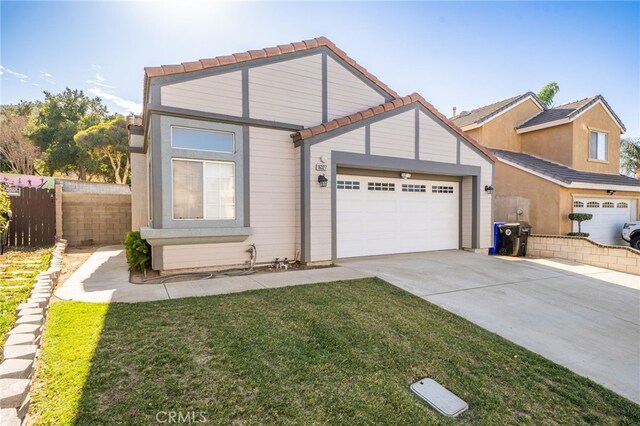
[1,1,639,138]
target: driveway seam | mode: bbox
[162,283,171,299]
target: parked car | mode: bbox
[622,222,640,250]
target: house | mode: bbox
[127,37,495,272]
[451,92,640,245]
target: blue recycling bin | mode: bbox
[488,222,505,255]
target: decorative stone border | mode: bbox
[0,239,67,426]
[527,234,639,275]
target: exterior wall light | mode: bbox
[318,174,328,188]
[607,189,616,195]
[401,172,412,179]
[484,185,494,194]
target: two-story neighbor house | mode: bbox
[128,38,495,272]
[451,92,640,246]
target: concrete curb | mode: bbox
[0,239,67,426]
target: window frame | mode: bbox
[589,130,608,162]
[171,158,236,221]
[171,125,236,154]
[153,115,245,230]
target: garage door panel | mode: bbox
[337,175,459,258]
[573,198,633,246]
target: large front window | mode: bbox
[589,131,608,161]
[172,159,235,220]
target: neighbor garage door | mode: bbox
[572,198,634,246]
[336,175,459,258]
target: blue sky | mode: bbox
[1,1,639,138]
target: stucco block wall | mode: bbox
[62,192,131,245]
[527,234,640,275]
[478,98,542,152]
[521,122,574,167]
[571,103,621,175]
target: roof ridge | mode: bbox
[549,95,598,109]
[143,36,399,104]
[292,92,496,162]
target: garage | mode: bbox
[572,198,636,245]
[336,174,459,258]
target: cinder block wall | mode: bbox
[527,234,639,275]
[61,192,131,245]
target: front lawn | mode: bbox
[0,247,51,349]
[30,278,639,425]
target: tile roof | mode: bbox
[291,93,496,162]
[143,36,399,106]
[491,149,640,187]
[517,95,626,132]
[126,114,143,129]
[450,92,541,128]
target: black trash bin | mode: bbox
[498,223,521,256]
[518,222,532,256]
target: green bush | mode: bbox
[123,231,151,275]
[0,185,11,233]
[568,212,593,235]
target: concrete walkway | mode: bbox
[54,246,371,303]
[337,251,640,404]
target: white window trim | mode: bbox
[588,130,608,162]
[171,158,236,221]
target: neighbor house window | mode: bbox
[172,126,235,153]
[589,131,608,161]
[172,159,235,220]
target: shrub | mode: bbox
[123,231,151,275]
[0,185,11,233]
[567,232,590,237]
[568,213,593,235]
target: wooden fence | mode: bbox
[8,187,56,247]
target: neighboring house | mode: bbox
[452,92,640,245]
[127,37,495,272]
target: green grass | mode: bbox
[0,247,51,348]
[31,278,639,425]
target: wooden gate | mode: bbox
[8,187,56,247]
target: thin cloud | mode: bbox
[39,72,55,84]
[88,86,142,114]
[86,73,115,89]
[91,64,102,70]
[0,65,30,82]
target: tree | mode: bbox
[0,104,40,174]
[568,213,592,237]
[537,82,560,108]
[620,137,640,179]
[28,88,108,180]
[74,116,130,184]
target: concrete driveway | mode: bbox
[337,251,640,404]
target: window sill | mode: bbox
[587,158,609,164]
[140,226,252,246]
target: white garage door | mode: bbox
[336,175,459,258]
[572,198,634,245]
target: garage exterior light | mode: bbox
[484,185,494,194]
[318,174,328,188]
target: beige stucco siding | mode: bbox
[460,144,494,248]
[161,128,299,270]
[521,123,573,167]
[160,71,242,116]
[418,110,457,163]
[130,152,148,232]
[249,54,322,127]
[572,103,621,175]
[478,98,542,151]
[310,127,366,261]
[326,56,385,121]
[370,110,415,159]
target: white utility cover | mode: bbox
[410,378,468,417]
[573,198,635,246]
[336,175,459,258]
